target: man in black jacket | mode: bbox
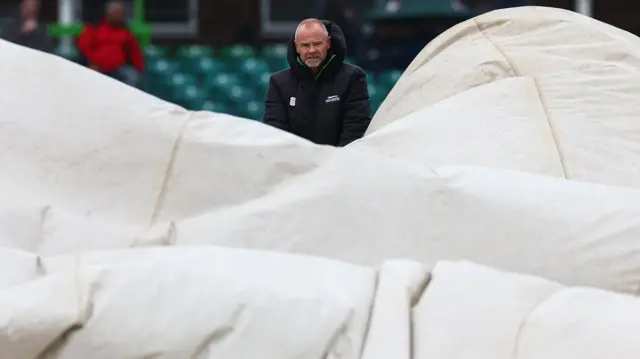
[263,18,371,147]
[1,0,53,53]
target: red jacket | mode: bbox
[77,20,144,73]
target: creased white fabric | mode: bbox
[1,6,640,358]
[414,261,640,359]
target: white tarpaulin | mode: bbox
[413,261,640,359]
[2,5,640,358]
[366,6,640,188]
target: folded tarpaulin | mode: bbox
[2,6,640,357]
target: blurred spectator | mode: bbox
[1,0,53,53]
[77,1,144,87]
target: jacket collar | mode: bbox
[295,54,337,81]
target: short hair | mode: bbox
[105,0,124,12]
[294,18,328,41]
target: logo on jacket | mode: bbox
[289,97,296,106]
[325,95,340,103]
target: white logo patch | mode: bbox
[325,95,340,103]
[289,97,296,106]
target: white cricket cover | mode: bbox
[2,5,640,358]
[413,261,640,359]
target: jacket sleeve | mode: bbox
[338,70,371,146]
[77,25,97,64]
[263,76,290,131]
[0,18,20,42]
[126,32,145,72]
[39,26,54,53]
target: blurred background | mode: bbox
[0,0,627,121]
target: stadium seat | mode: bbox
[173,83,206,110]
[378,70,403,90]
[145,78,172,100]
[365,72,378,89]
[367,83,386,113]
[200,100,229,113]
[169,72,197,87]
[145,59,179,99]
[204,72,243,102]
[238,58,271,80]
[148,58,178,78]
[144,45,168,60]
[181,56,228,77]
[263,44,287,58]
[270,59,289,72]
[227,84,257,105]
[156,72,198,107]
[262,44,289,71]
[255,72,271,97]
[236,99,264,121]
[177,45,213,60]
[219,44,256,61]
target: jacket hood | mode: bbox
[287,20,347,81]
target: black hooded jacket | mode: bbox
[263,21,371,146]
[1,11,53,53]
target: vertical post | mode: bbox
[575,0,592,17]
[134,0,145,23]
[58,0,75,51]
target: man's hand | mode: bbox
[21,19,38,33]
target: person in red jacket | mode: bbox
[77,1,144,87]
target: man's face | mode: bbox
[106,3,126,24]
[295,24,331,69]
[21,0,39,18]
